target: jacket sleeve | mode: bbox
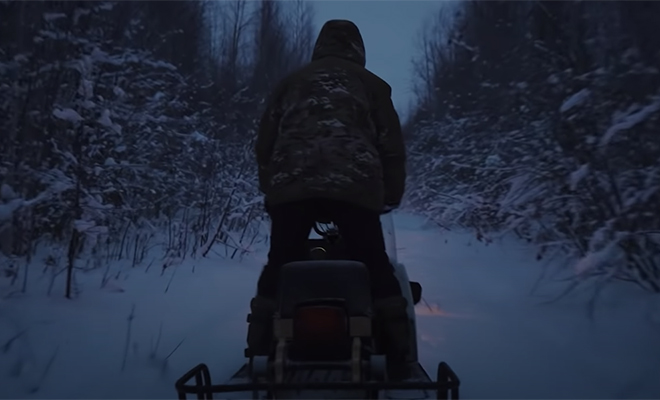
[373,84,406,207]
[255,94,282,194]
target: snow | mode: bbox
[1,213,659,399]
[190,131,209,142]
[599,96,660,146]
[90,47,110,63]
[573,238,621,276]
[97,3,115,11]
[43,13,67,22]
[568,163,590,191]
[546,74,560,85]
[73,8,91,26]
[0,183,17,200]
[113,86,126,98]
[484,154,502,168]
[52,107,83,123]
[97,109,113,127]
[0,199,22,222]
[559,88,591,113]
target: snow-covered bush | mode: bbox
[0,0,315,296]
[406,1,660,292]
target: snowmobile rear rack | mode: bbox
[175,361,460,400]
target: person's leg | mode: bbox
[326,200,411,377]
[256,200,317,297]
[324,200,400,298]
[248,200,317,356]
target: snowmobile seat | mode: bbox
[277,260,372,318]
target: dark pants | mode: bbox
[257,199,403,300]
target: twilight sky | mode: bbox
[311,0,444,121]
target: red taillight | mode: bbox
[294,306,347,342]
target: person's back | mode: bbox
[256,19,405,212]
[249,19,411,379]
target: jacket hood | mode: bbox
[311,20,366,67]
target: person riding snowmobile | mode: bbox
[249,19,410,377]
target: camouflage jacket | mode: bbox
[255,20,406,212]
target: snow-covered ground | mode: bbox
[1,213,659,399]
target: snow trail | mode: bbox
[397,214,660,399]
[0,213,658,399]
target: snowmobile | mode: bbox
[175,214,460,399]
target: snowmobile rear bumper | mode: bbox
[175,361,460,399]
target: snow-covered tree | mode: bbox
[406,0,660,292]
[0,0,316,297]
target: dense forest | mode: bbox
[0,0,314,296]
[407,1,660,293]
[1,1,658,297]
